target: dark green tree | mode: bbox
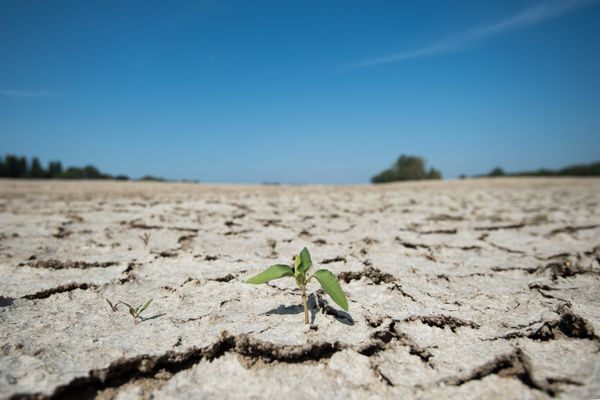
[47,161,63,178]
[372,155,442,183]
[17,156,28,177]
[5,155,21,178]
[62,165,112,179]
[0,156,6,177]
[477,162,600,178]
[140,175,166,182]
[83,165,103,179]
[426,168,442,180]
[30,157,46,178]
[559,162,600,176]
[488,167,505,177]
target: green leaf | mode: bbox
[106,299,116,312]
[246,264,293,284]
[119,301,134,310]
[297,247,312,275]
[313,269,349,311]
[138,299,153,314]
[129,307,136,317]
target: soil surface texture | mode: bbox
[0,178,599,399]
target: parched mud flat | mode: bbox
[0,178,599,400]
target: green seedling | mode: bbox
[106,299,119,312]
[246,247,348,324]
[118,299,153,323]
[139,232,151,246]
[267,239,277,255]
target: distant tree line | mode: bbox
[372,155,442,183]
[479,161,600,178]
[0,154,129,180]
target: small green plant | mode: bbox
[139,232,151,246]
[267,239,277,255]
[246,247,348,324]
[106,299,119,312]
[120,299,153,323]
[106,298,153,323]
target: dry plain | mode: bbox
[0,178,599,399]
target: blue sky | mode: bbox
[1,0,599,183]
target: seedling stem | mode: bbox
[301,283,309,324]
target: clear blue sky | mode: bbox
[1,0,599,183]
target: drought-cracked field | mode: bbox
[0,178,599,399]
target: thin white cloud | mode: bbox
[344,0,595,69]
[0,89,64,98]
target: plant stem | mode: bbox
[301,284,308,324]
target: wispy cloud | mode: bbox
[344,0,595,69]
[0,89,64,98]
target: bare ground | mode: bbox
[0,178,599,399]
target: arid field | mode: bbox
[0,178,599,399]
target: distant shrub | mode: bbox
[557,161,600,176]
[139,175,166,182]
[488,167,505,177]
[372,155,442,183]
[482,161,600,178]
[61,165,111,179]
[427,168,442,180]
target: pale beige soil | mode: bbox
[0,178,599,399]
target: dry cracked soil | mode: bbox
[0,178,599,400]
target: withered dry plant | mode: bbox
[246,247,348,324]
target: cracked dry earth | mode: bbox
[0,178,599,400]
